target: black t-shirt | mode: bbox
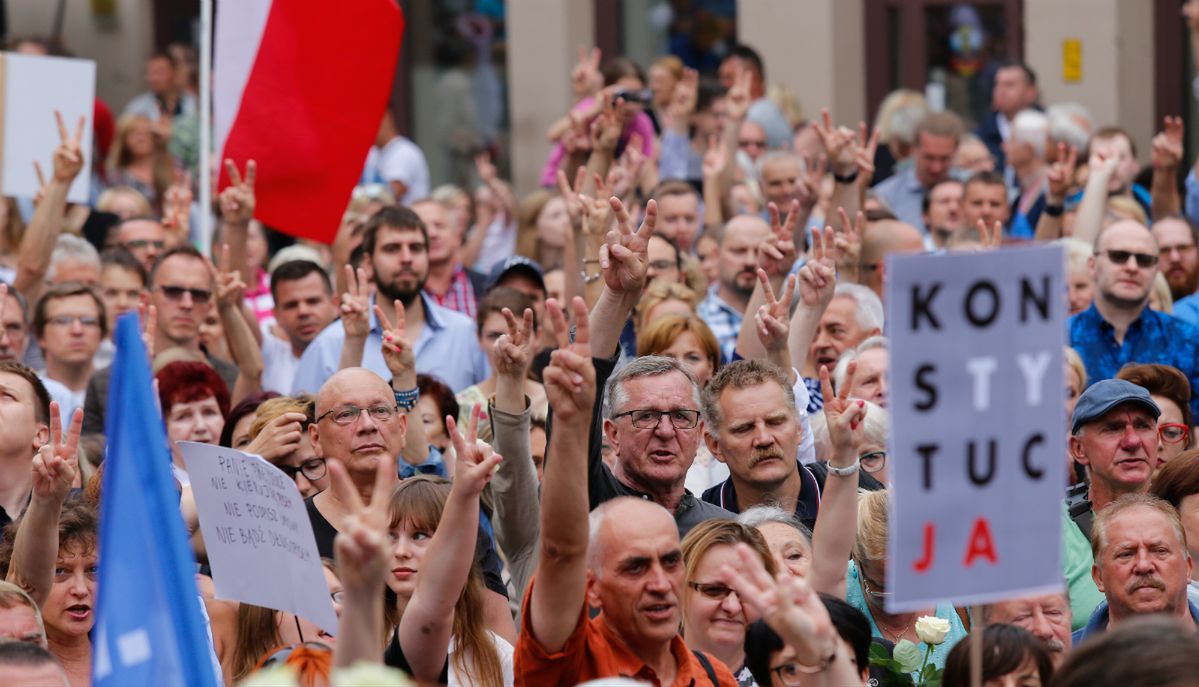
[304,495,509,599]
[384,627,450,681]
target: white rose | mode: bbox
[914,615,951,645]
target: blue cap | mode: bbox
[1070,378,1160,434]
[486,255,545,293]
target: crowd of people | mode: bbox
[4,7,1199,687]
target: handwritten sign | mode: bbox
[0,53,94,203]
[180,442,337,633]
[886,245,1066,612]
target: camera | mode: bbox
[612,88,653,105]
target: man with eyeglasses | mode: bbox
[113,217,169,274]
[31,283,107,422]
[1070,220,1199,421]
[81,246,239,437]
[1155,216,1199,314]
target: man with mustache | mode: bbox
[697,215,771,363]
[700,360,826,530]
[1074,493,1198,642]
[292,205,486,393]
[983,592,1073,667]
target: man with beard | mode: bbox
[1155,218,1199,323]
[292,206,486,393]
[1074,494,1198,641]
[922,179,963,249]
[1069,220,1199,418]
[697,215,771,362]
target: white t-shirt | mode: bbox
[448,632,514,687]
[376,136,430,205]
[261,330,301,395]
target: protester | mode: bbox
[0,641,70,687]
[156,360,230,484]
[982,592,1073,668]
[244,395,328,498]
[1115,363,1194,470]
[0,580,47,646]
[1148,451,1199,605]
[941,624,1053,687]
[1052,616,1199,687]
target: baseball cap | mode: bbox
[1070,378,1161,435]
[486,255,545,293]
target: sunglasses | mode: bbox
[1099,249,1158,268]
[158,285,213,304]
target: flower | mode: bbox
[914,615,951,645]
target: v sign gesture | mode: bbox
[543,297,596,424]
[600,197,656,294]
[219,159,257,227]
[51,110,87,183]
[374,299,416,382]
[33,401,83,505]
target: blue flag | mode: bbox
[92,315,219,686]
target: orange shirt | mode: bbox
[514,577,739,687]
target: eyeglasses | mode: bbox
[857,561,890,601]
[330,589,345,605]
[1161,244,1197,257]
[859,450,887,474]
[772,661,823,685]
[1159,422,1190,445]
[688,581,736,600]
[277,458,328,483]
[1098,249,1158,268]
[612,408,701,430]
[739,139,767,149]
[123,239,165,251]
[316,404,400,426]
[157,285,213,304]
[46,315,101,328]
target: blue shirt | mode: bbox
[1073,599,1199,644]
[697,285,743,365]
[1069,303,1199,418]
[872,167,927,232]
[1174,292,1199,328]
[291,292,488,394]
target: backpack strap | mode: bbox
[693,649,720,685]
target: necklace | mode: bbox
[873,612,915,642]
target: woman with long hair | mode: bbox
[105,114,174,211]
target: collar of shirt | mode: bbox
[1079,301,1151,336]
[716,460,821,518]
[369,291,444,334]
[702,284,740,317]
[595,614,713,686]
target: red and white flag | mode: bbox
[214,0,403,243]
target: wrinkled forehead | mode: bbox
[316,369,392,414]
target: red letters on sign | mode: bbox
[913,522,935,573]
[963,517,998,567]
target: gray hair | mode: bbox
[860,400,888,449]
[605,355,702,419]
[833,335,889,392]
[1047,102,1094,153]
[736,505,813,544]
[833,283,884,333]
[1011,109,1050,157]
[46,233,100,283]
[0,580,46,647]
[890,103,928,145]
[1058,237,1093,274]
[701,359,796,440]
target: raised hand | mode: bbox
[1046,143,1078,202]
[608,134,646,199]
[51,110,86,183]
[701,133,731,182]
[211,244,247,311]
[797,153,828,210]
[446,406,503,497]
[493,307,538,379]
[474,151,498,185]
[32,402,82,504]
[977,218,1003,251]
[1152,116,1185,170]
[556,166,589,232]
[760,200,800,278]
[580,174,615,240]
[819,363,866,455]
[340,264,372,341]
[667,68,699,126]
[718,543,839,668]
[813,108,858,175]
[724,69,753,123]
[219,159,257,226]
[330,451,396,594]
[799,225,839,309]
[590,97,625,154]
[244,412,308,462]
[833,207,863,281]
[373,299,415,378]
[600,197,656,294]
[1087,149,1119,180]
[542,297,595,423]
[855,122,881,188]
[571,46,603,99]
[162,169,193,237]
[755,270,796,353]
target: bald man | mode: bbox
[1070,220,1199,419]
[859,220,925,300]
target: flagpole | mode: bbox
[198,0,213,255]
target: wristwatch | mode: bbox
[826,457,860,477]
[393,386,419,412]
[832,169,859,184]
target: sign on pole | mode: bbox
[0,53,94,203]
[180,442,337,633]
[886,245,1066,612]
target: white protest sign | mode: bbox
[0,53,94,203]
[180,441,337,633]
[885,245,1066,612]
